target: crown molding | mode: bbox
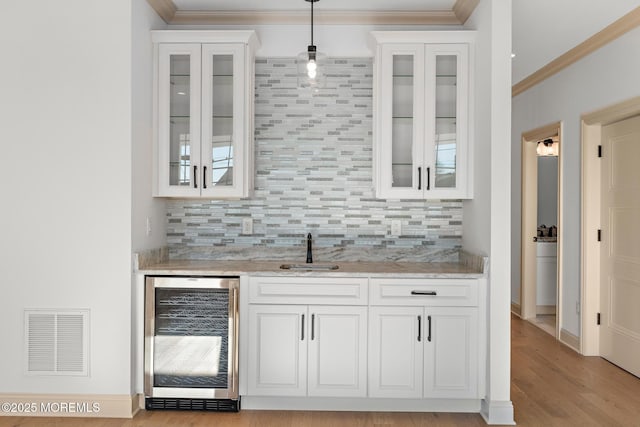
[146,0,176,23]
[513,6,640,97]
[453,0,480,24]
[170,9,460,25]
[146,0,476,26]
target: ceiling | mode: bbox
[512,0,640,83]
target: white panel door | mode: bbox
[424,307,478,398]
[600,116,640,378]
[247,305,307,396]
[368,306,423,398]
[307,306,368,397]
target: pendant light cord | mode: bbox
[310,0,314,46]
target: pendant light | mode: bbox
[297,0,326,89]
[536,138,559,156]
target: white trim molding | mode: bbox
[481,399,516,425]
[513,7,640,97]
[0,394,136,418]
[146,0,479,25]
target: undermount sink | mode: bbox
[279,264,339,271]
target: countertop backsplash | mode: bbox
[166,58,463,262]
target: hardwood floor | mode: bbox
[2,315,640,427]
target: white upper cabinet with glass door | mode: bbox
[370,31,475,199]
[152,31,259,198]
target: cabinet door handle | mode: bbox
[203,166,207,189]
[301,314,305,341]
[193,165,198,189]
[411,290,437,296]
[417,315,422,342]
[426,167,431,190]
[311,314,315,341]
[418,167,422,190]
[427,315,432,342]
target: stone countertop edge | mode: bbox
[134,248,487,278]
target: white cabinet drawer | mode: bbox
[249,276,368,305]
[369,278,478,306]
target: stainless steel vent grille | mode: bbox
[25,310,89,376]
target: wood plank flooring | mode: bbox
[2,315,640,426]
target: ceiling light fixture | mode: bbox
[536,138,559,156]
[297,0,325,89]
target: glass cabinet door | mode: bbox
[434,54,458,189]
[157,44,201,197]
[391,55,415,188]
[380,44,425,198]
[201,44,245,197]
[426,44,468,195]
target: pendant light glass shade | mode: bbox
[297,47,326,89]
[536,138,559,156]
[297,0,325,89]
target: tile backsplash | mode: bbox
[166,58,462,260]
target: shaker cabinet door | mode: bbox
[307,306,368,397]
[247,305,307,396]
[368,306,424,398]
[423,307,478,399]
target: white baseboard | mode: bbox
[536,305,556,315]
[0,394,136,418]
[480,399,515,425]
[510,302,521,317]
[242,396,481,413]
[560,328,580,352]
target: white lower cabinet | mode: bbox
[369,306,478,399]
[368,277,480,400]
[245,276,483,407]
[247,304,367,397]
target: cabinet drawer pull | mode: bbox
[301,314,305,341]
[427,315,432,342]
[417,315,422,342]
[411,290,437,296]
[418,166,422,190]
[193,165,198,189]
[203,166,207,189]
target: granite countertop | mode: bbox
[137,259,485,279]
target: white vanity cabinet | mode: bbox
[247,277,368,397]
[152,31,259,198]
[370,31,475,199]
[368,278,480,399]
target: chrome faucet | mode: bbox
[306,233,313,263]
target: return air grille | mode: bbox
[25,310,89,376]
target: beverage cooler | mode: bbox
[144,276,240,411]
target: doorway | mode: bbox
[519,122,563,340]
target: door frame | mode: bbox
[580,96,640,355]
[518,122,563,339]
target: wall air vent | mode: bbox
[24,309,89,376]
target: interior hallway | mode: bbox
[2,315,640,426]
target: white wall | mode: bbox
[0,0,133,394]
[511,26,640,336]
[131,0,167,394]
